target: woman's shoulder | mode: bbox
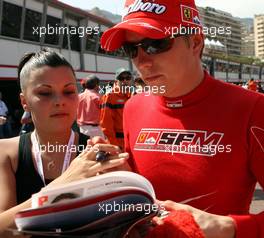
[0,136,20,172]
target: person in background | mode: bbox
[80,79,87,92]
[0,92,11,138]
[133,76,146,95]
[100,0,264,237]
[77,75,105,138]
[257,81,264,94]
[19,111,34,135]
[247,78,257,91]
[100,68,132,150]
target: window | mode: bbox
[62,25,80,51]
[243,66,251,74]
[252,67,259,75]
[115,48,127,57]
[44,15,61,45]
[86,29,98,52]
[1,1,22,38]
[24,9,42,42]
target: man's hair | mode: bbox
[85,75,100,90]
[181,33,204,59]
[18,48,75,92]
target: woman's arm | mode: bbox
[0,141,128,232]
[0,138,32,235]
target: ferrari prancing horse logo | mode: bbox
[183,8,191,20]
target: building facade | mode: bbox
[254,14,264,60]
[198,6,242,56]
[241,21,255,57]
[0,0,131,81]
[0,0,131,123]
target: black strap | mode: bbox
[16,133,44,204]
[16,132,89,204]
[77,132,89,155]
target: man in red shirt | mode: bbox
[77,75,105,138]
[101,0,264,237]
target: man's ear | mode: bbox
[20,93,30,112]
[191,34,204,57]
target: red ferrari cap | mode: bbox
[101,0,202,51]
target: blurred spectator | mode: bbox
[80,78,87,92]
[247,78,257,91]
[134,76,146,95]
[100,68,132,150]
[242,83,248,89]
[257,81,264,94]
[77,75,105,138]
[0,92,11,138]
[202,63,208,71]
[19,111,34,135]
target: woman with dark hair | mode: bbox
[0,49,128,235]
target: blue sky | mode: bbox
[60,0,264,18]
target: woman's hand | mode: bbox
[152,200,235,238]
[87,136,132,172]
[47,143,129,187]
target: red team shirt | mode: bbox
[124,72,264,238]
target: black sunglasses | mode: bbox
[122,37,176,59]
[118,74,132,81]
[122,35,188,59]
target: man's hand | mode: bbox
[154,200,235,238]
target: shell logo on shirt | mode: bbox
[134,128,225,156]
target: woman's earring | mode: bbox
[23,105,30,111]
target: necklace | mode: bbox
[47,160,55,171]
[31,130,75,186]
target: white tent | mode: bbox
[205,38,225,51]
[215,40,225,48]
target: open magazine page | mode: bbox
[13,172,160,238]
[31,171,156,208]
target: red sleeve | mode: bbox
[123,102,138,173]
[100,94,119,146]
[230,95,264,238]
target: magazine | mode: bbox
[13,171,159,238]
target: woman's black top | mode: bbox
[15,132,88,204]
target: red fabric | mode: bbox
[100,88,131,149]
[123,71,264,238]
[248,81,257,91]
[145,210,205,238]
[77,89,101,125]
[101,0,203,51]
